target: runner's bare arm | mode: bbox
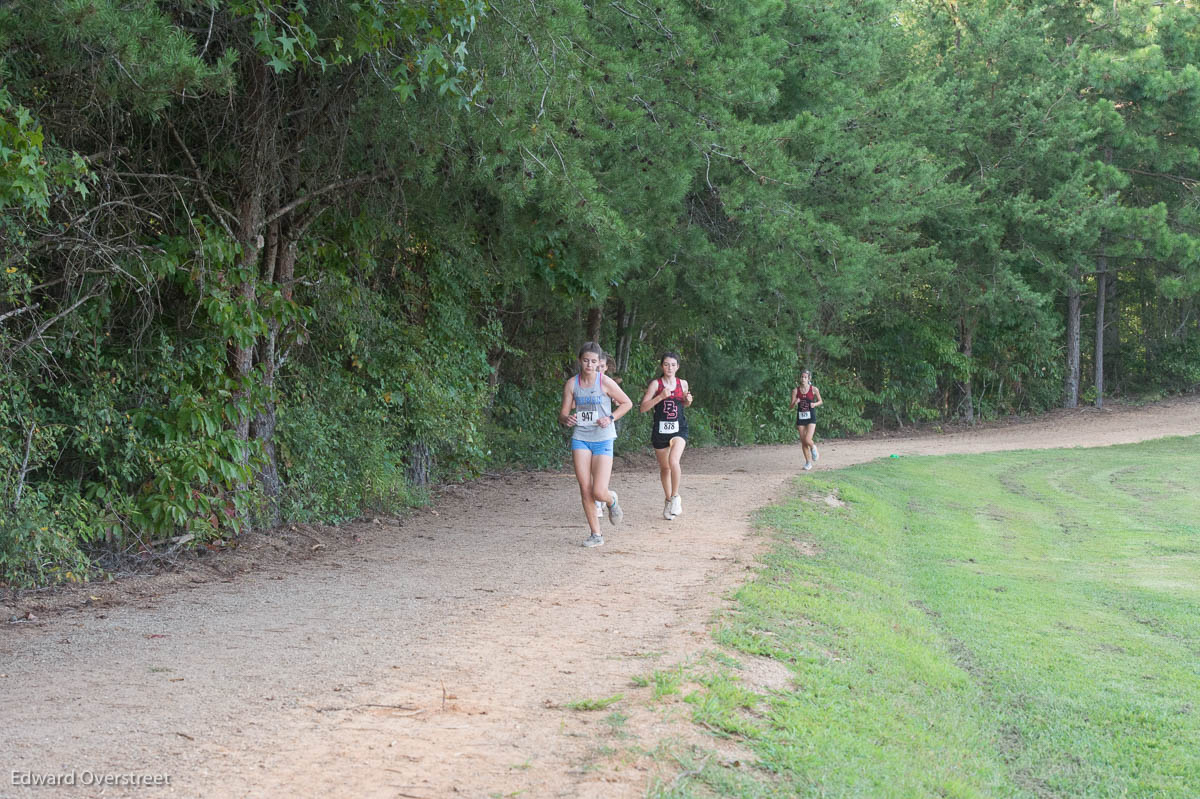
[559,379,577,427]
[682,379,693,406]
[790,386,799,409]
[602,381,635,427]
[639,380,667,413]
[811,386,823,408]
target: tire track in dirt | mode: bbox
[2,397,1198,798]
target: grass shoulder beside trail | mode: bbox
[660,436,1200,798]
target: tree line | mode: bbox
[2,0,1198,585]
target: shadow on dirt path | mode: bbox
[3,397,1198,798]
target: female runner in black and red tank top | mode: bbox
[639,352,693,520]
[790,368,823,471]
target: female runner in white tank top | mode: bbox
[559,342,633,548]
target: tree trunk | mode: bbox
[407,440,433,486]
[487,298,525,405]
[250,217,281,522]
[615,299,636,374]
[1094,263,1107,408]
[1094,149,1113,408]
[1103,268,1119,395]
[959,317,975,423]
[586,305,603,344]
[1064,269,1081,408]
[487,351,503,393]
[794,331,815,385]
[251,227,298,525]
[230,60,274,503]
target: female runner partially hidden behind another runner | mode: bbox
[594,352,612,521]
[560,342,633,548]
[790,368,823,471]
[639,352,693,520]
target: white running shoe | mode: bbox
[595,499,604,519]
[663,499,675,520]
[670,494,682,516]
[803,461,813,471]
[811,446,819,462]
[607,491,623,525]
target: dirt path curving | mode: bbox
[3,397,1199,798]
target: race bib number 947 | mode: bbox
[578,409,598,425]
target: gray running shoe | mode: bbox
[803,461,813,471]
[607,491,623,525]
[670,494,682,516]
[663,499,675,520]
[811,445,819,462]
[583,532,604,548]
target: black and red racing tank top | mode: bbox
[653,378,687,431]
[796,385,815,412]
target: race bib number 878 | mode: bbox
[658,420,679,434]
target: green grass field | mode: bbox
[660,436,1200,798]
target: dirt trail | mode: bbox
[3,398,1199,798]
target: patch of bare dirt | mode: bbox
[3,522,354,621]
[2,396,1198,798]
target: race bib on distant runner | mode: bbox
[658,420,680,434]
[797,411,811,421]
[578,409,598,426]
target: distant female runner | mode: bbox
[560,342,634,548]
[594,352,612,521]
[790,368,823,471]
[639,352,693,520]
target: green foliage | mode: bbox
[0,88,90,218]
[1140,330,1200,393]
[0,336,255,585]
[228,0,485,105]
[648,668,685,701]
[275,368,419,521]
[680,438,1200,796]
[808,370,873,438]
[11,0,235,116]
[0,491,101,588]
[484,378,568,470]
[0,382,96,586]
[564,693,624,712]
[3,0,1200,586]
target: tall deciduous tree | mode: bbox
[2,0,483,536]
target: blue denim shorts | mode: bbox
[571,438,614,457]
